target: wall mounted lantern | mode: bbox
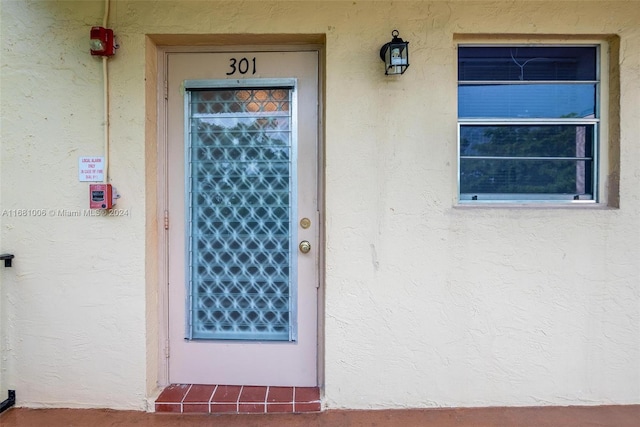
[90,26,115,56]
[379,30,409,75]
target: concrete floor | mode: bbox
[1,405,639,427]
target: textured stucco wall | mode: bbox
[0,0,147,410]
[1,0,639,410]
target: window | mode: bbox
[458,45,600,203]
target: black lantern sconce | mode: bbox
[380,30,409,75]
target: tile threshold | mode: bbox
[155,384,321,414]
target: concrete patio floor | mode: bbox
[1,405,639,427]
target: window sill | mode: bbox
[454,201,617,210]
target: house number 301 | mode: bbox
[226,57,257,75]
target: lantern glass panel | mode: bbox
[390,44,408,66]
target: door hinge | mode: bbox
[163,80,168,100]
[164,339,170,358]
[164,210,169,230]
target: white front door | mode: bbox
[165,50,319,386]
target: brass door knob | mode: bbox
[299,240,311,254]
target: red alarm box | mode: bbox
[90,26,115,56]
[90,184,114,209]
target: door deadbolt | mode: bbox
[299,240,311,254]
[300,217,311,229]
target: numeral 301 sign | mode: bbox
[226,57,257,76]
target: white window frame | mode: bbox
[456,40,610,205]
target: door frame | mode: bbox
[153,41,325,389]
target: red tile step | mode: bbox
[155,384,321,414]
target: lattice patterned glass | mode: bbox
[187,87,294,341]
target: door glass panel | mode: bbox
[187,87,294,341]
